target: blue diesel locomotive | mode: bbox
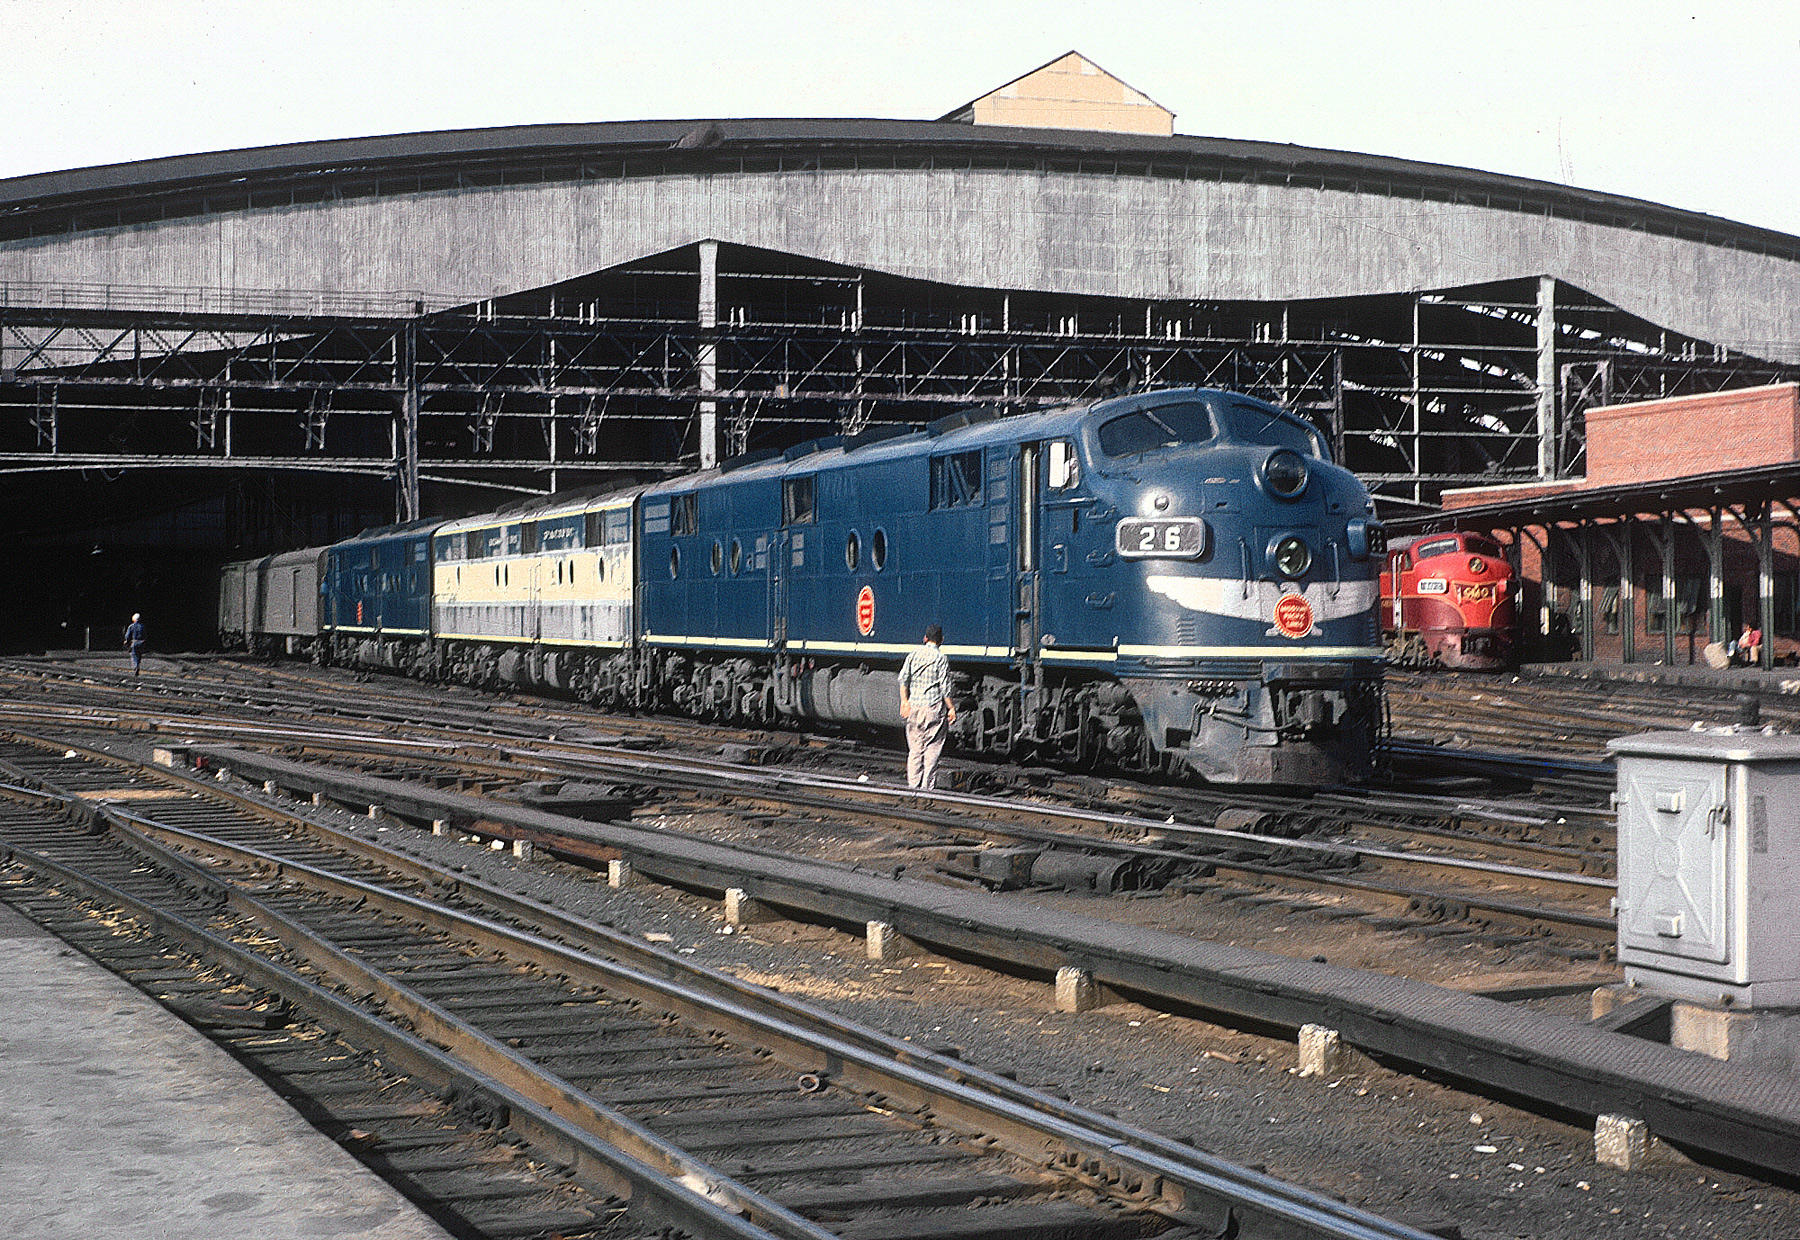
[220,387,1387,785]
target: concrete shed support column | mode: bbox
[396,321,421,521]
[697,239,720,469]
[1613,522,1635,663]
[1706,506,1726,645]
[1537,275,1558,479]
[1757,502,1775,668]
[1658,516,1678,667]
[1575,522,1595,661]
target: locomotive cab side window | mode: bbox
[783,476,816,525]
[1047,439,1080,489]
[672,494,699,537]
[929,450,983,508]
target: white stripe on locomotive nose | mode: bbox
[1144,576,1377,622]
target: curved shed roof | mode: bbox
[4,119,1797,362]
[4,118,1791,256]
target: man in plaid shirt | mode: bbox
[898,624,957,789]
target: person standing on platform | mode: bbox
[898,624,956,790]
[124,613,145,677]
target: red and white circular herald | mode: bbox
[855,585,875,636]
[1272,592,1314,638]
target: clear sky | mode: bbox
[7,0,1800,236]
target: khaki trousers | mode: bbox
[904,699,948,789]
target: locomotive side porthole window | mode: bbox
[783,476,816,525]
[845,530,860,571]
[670,546,680,578]
[929,450,983,508]
[1047,439,1080,489]
[730,539,743,575]
[711,540,723,575]
[872,528,887,571]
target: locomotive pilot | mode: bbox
[898,624,957,790]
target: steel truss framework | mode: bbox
[3,241,1795,521]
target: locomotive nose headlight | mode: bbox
[1260,448,1309,499]
[1271,535,1312,578]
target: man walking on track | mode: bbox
[897,624,956,789]
[124,613,145,676]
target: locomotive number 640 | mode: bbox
[1116,517,1206,559]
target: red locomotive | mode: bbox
[1379,532,1518,669]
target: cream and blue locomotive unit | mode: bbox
[222,387,1385,786]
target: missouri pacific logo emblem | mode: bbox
[1273,592,1314,638]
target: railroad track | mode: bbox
[0,737,1437,1240]
[0,655,1621,952]
[1386,669,1800,761]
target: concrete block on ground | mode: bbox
[263,780,279,796]
[607,858,635,889]
[511,838,533,861]
[1055,965,1102,1013]
[1595,1113,1651,1170]
[1298,1024,1346,1077]
[1591,983,1630,1020]
[866,920,921,960]
[431,819,449,837]
[726,888,781,926]
[311,791,324,806]
[150,747,182,768]
[1672,1002,1800,1076]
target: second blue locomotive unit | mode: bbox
[220,387,1387,785]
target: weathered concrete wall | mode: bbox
[4,166,1798,362]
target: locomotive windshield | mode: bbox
[1096,401,1214,457]
[1214,399,1327,457]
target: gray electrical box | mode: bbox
[1608,727,1800,1008]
